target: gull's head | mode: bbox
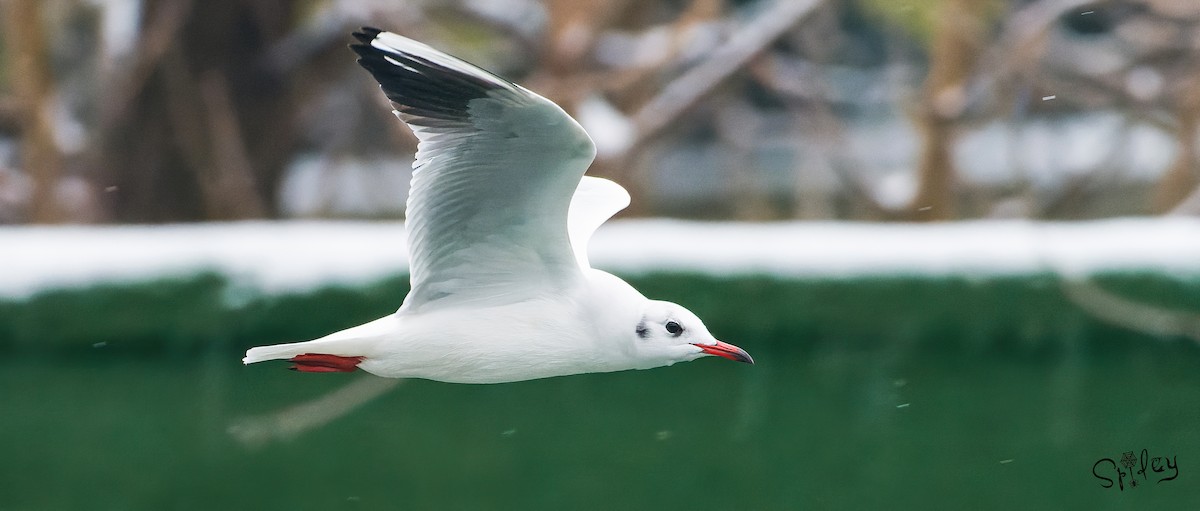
[630,300,753,367]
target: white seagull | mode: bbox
[242,28,752,384]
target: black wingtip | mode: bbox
[348,29,516,123]
[348,43,372,60]
[352,26,382,44]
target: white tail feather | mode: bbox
[242,315,399,365]
[243,342,311,364]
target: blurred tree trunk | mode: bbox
[95,0,298,222]
[2,0,64,223]
[908,0,988,221]
[1153,88,1199,213]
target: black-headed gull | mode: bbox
[242,28,752,384]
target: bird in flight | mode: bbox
[242,28,752,383]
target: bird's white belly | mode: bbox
[357,301,613,383]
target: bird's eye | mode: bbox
[665,321,683,336]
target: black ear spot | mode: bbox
[636,321,649,339]
[665,321,683,336]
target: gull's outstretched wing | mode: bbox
[567,177,630,269]
[351,28,596,312]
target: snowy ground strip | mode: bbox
[2,218,1198,299]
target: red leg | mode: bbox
[288,353,364,373]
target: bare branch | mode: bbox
[976,0,1099,91]
[630,0,823,143]
[97,0,194,131]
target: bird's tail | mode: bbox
[242,340,364,372]
[243,316,394,372]
[242,342,311,364]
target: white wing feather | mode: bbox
[352,29,599,312]
[567,177,630,269]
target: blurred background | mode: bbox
[3,0,1200,223]
[2,0,1200,509]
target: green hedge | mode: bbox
[2,272,1197,356]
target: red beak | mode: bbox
[692,341,754,364]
